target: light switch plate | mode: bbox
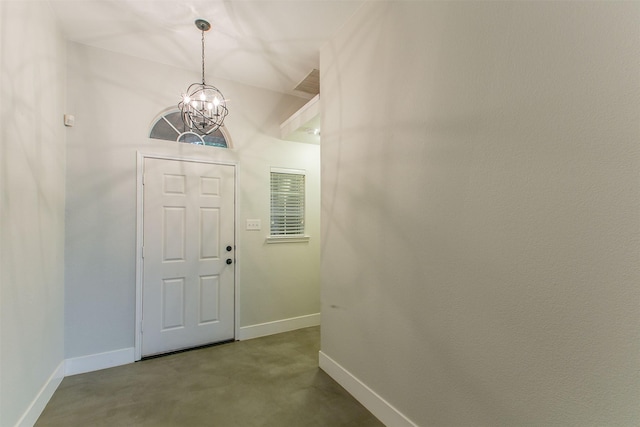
[246,219,261,230]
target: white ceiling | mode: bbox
[48,0,364,98]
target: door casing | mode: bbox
[135,151,239,361]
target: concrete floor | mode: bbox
[35,326,384,426]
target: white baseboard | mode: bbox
[319,351,418,427]
[239,313,320,340]
[65,347,135,376]
[16,361,64,427]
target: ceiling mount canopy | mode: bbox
[178,19,228,135]
[194,18,210,32]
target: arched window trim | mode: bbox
[149,107,233,149]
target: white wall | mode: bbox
[320,2,640,426]
[0,2,66,426]
[64,42,320,359]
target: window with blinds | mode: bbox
[270,170,305,236]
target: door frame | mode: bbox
[134,151,239,361]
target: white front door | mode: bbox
[142,157,235,357]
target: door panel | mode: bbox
[163,207,186,261]
[162,278,185,330]
[142,158,235,357]
[200,208,220,259]
[199,275,220,323]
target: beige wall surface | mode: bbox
[64,43,320,358]
[320,2,640,425]
[0,2,67,426]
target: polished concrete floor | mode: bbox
[36,327,384,426]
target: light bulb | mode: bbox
[183,95,191,104]
[199,92,206,101]
[213,97,220,107]
[207,103,214,110]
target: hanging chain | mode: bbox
[201,29,206,85]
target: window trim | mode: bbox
[265,235,310,244]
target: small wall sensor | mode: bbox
[64,114,75,127]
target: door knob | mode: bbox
[226,245,232,252]
[226,258,233,265]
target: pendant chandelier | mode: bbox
[178,19,228,135]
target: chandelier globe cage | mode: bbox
[179,19,228,135]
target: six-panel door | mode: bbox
[142,158,235,357]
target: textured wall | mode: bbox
[0,2,66,425]
[320,2,640,425]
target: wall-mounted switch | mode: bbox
[246,219,261,231]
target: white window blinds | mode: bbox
[270,170,305,236]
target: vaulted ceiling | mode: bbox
[49,0,363,98]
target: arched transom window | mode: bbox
[149,109,230,148]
